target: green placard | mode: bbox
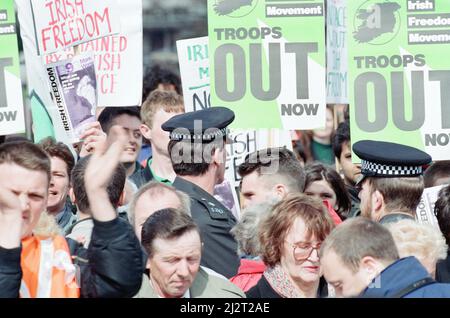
[0,0,25,135]
[0,1,19,79]
[208,0,326,130]
[348,0,450,161]
[30,91,55,142]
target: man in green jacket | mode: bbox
[135,208,245,298]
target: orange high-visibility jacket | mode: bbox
[20,235,80,298]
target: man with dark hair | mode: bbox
[39,137,76,233]
[332,121,362,217]
[424,161,450,188]
[140,67,183,166]
[0,136,143,297]
[135,208,244,298]
[162,107,240,278]
[353,140,431,224]
[321,218,450,297]
[66,156,127,248]
[98,106,143,186]
[238,147,305,209]
[142,65,182,101]
[435,185,450,283]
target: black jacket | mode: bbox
[173,177,240,278]
[0,217,143,298]
[347,185,361,218]
[246,276,281,298]
[246,275,328,298]
[436,250,450,283]
[0,246,22,298]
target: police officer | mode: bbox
[353,140,432,224]
[161,107,240,278]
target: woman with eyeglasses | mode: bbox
[246,193,335,298]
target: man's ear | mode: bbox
[69,188,77,205]
[140,124,152,140]
[212,146,224,166]
[360,255,382,282]
[273,183,288,199]
[372,190,384,217]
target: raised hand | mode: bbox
[78,121,107,157]
[0,189,24,249]
[84,125,127,222]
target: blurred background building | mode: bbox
[142,0,207,74]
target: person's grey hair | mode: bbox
[230,202,275,257]
[386,220,448,272]
[128,181,191,228]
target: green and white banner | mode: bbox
[0,0,25,136]
[176,36,211,112]
[348,0,450,161]
[327,0,348,104]
[177,35,293,187]
[208,0,326,129]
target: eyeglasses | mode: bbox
[286,241,322,262]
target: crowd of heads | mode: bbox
[1,64,450,299]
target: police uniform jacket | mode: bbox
[173,176,240,278]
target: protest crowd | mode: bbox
[1,0,450,299]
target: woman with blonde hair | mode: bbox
[246,194,334,298]
[386,219,448,278]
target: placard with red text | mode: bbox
[31,0,120,55]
